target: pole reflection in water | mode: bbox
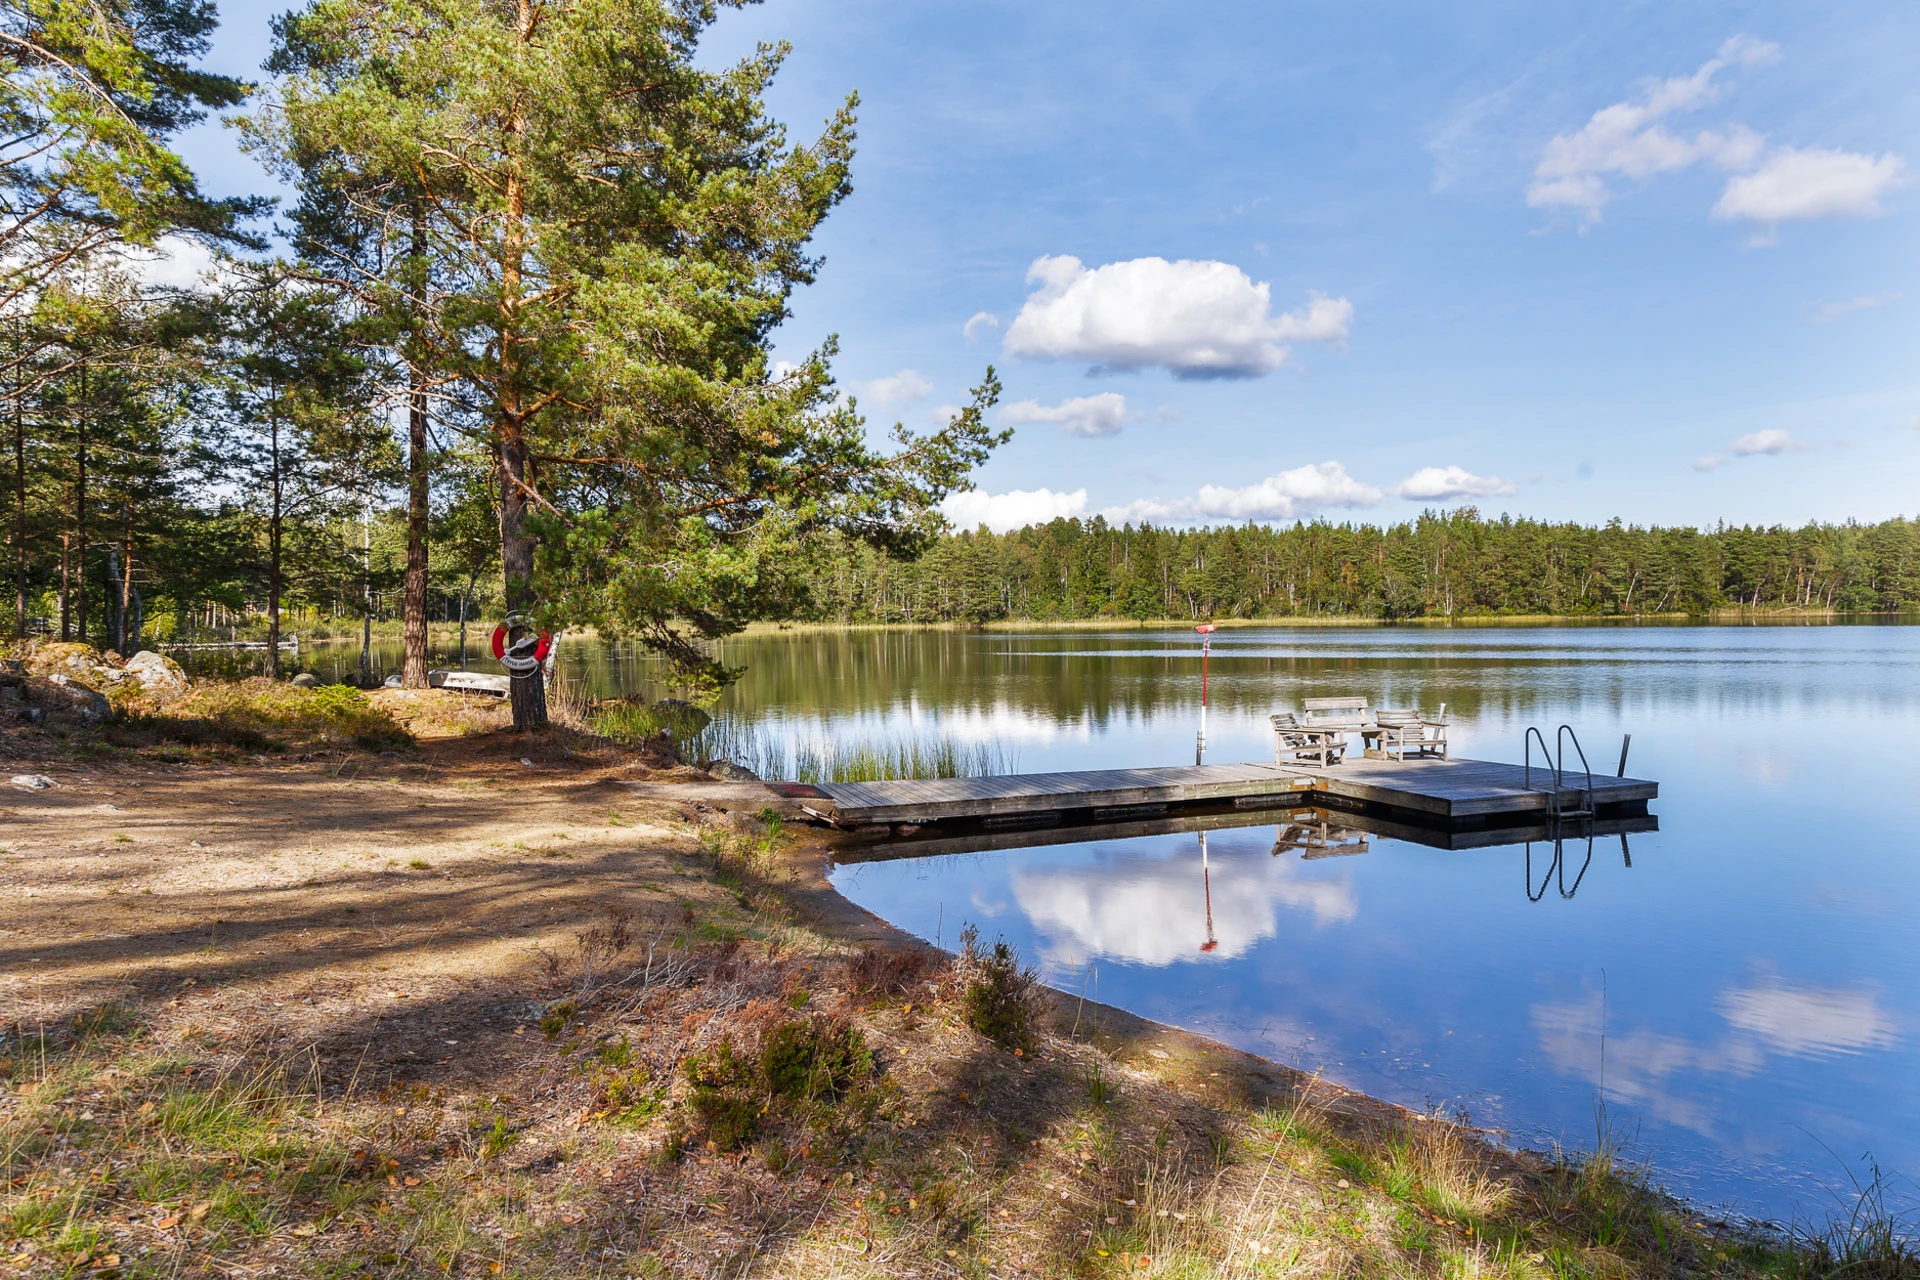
[1198,831,1217,953]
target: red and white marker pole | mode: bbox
[1195,622,1216,764]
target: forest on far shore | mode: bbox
[782,508,1920,625]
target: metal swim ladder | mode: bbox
[1524,724,1595,820]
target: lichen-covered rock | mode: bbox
[47,673,111,720]
[290,672,319,688]
[708,760,760,782]
[125,650,189,692]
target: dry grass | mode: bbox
[0,737,1906,1279]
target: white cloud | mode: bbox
[1103,461,1381,526]
[940,486,1088,533]
[1002,254,1353,379]
[963,311,999,343]
[1729,428,1811,456]
[852,368,933,408]
[1389,465,1518,501]
[1809,294,1897,323]
[1696,428,1812,471]
[998,392,1129,439]
[1713,146,1904,224]
[1528,36,1777,223]
[114,235,238,293]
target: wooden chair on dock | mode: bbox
[1367,705,1449,761]
[1271,712,1345,768]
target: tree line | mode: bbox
[786,510,1920,623]
[3,0,1002,723]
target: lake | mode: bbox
[193,621,1920,1222]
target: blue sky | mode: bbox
[175,0,1919,533]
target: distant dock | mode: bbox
[772,756,1657,831]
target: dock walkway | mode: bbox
[782,756,1656,828]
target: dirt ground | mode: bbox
[0,693,1803,1279]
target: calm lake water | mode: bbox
[185,622,1920,1222]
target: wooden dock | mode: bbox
[773,756,1656,829]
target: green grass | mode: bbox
[595,702,1014,783]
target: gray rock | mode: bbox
[47,673,110,720]
[124,650,188,691]
[708,760,760,782]
[649,698,711,735]
[0,659,23,686]
[382,673,404,688]
[290,672,320,688]
[9,774,54,790]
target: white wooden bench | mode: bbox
[1270,712,1346,768]
[1301,696,1371,732]
[1366,705,1449,761]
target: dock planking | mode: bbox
[789,756,1657,827]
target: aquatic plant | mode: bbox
[791,734,1011,783]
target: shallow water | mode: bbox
[179,621,1920,1220]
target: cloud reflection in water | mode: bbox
[1010,834,1357,968]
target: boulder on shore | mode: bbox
[125,650,189,692]
[47,673,111,721]
[291,672,320,688]
[708,760,760,782]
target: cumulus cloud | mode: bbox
[1696,428,1812,471]
[1002,254,1353,379]
[1103,461,1381,526]
[1528,36,1777,223]
[1713,146,1904,224]
[851,368,933,408]
[1809,294,1897,323]
[940,486,1088,534]
[1390,465,1518,501]
[112,235,251,293]
[999,393,1129,439]
[963,311,999,343]
[1729,428,1811,456]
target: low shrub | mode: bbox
[116,678,411,752]
[682,1039,763,1150]
[846,945,937,1003]
[953,924,1039,1052]
[759,1014,873,1105]
[680,1014,875,1151]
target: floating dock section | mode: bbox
[772,756,1656,831]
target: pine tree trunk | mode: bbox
[509,663,547,731]
[266,398,283,679]
[499,432,544,729]
[402,367,430,686]
[402,210,432,688]
[12,360,25,638]
[74,368,87,644]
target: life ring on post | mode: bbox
[495,614,552,678]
